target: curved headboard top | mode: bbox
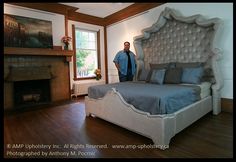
[133,7,223,114]
[134,7,222,69]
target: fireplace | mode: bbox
[14,79,51,109]
[4,55,71,110]
[5,65,54,109]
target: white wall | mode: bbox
[4,3,65,46]
[4,3,233,99]
[67,20,105,90]
[4,4,106,91]
[107,3,233,99]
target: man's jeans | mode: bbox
[118,69,133,82]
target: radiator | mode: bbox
[71,80,105,97]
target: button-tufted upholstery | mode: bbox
[142,19,214,69]
[133,7,223,115]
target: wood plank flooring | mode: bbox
[4,98,233,158]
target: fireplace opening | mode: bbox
[14,79,51,109]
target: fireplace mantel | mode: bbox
[4,47,74,57]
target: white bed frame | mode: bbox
[85,7,223,150]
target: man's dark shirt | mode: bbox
[126,51,132,70]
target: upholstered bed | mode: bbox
[85,7,223,149]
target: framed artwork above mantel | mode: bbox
[4,14,53,49]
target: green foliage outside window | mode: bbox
[76,50,89,68]
[75,29,97,78]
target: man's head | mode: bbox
[124,41,130,51]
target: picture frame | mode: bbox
[4,14,53,48]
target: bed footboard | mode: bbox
[85,88,212,150]
[85,88,174,150]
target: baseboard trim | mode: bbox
[221,98,233,113]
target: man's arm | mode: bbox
[114,62,120,71]
[113,52,120,71]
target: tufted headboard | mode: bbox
[133,7,223,115]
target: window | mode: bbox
[74,28,100,80]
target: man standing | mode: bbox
[113,41,136,82]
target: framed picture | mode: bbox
[4,14,53,48]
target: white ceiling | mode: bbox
[61,3,134,18]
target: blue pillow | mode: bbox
[138,69,149,81]
[150,69,166,85]
[181,67,204,84]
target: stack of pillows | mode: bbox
[138,62,213,85]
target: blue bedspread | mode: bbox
[88,81,201,115]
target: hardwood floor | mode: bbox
[4,97,233,158]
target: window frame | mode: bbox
[72,25,100,80]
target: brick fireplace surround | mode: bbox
[4,54,71,110]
